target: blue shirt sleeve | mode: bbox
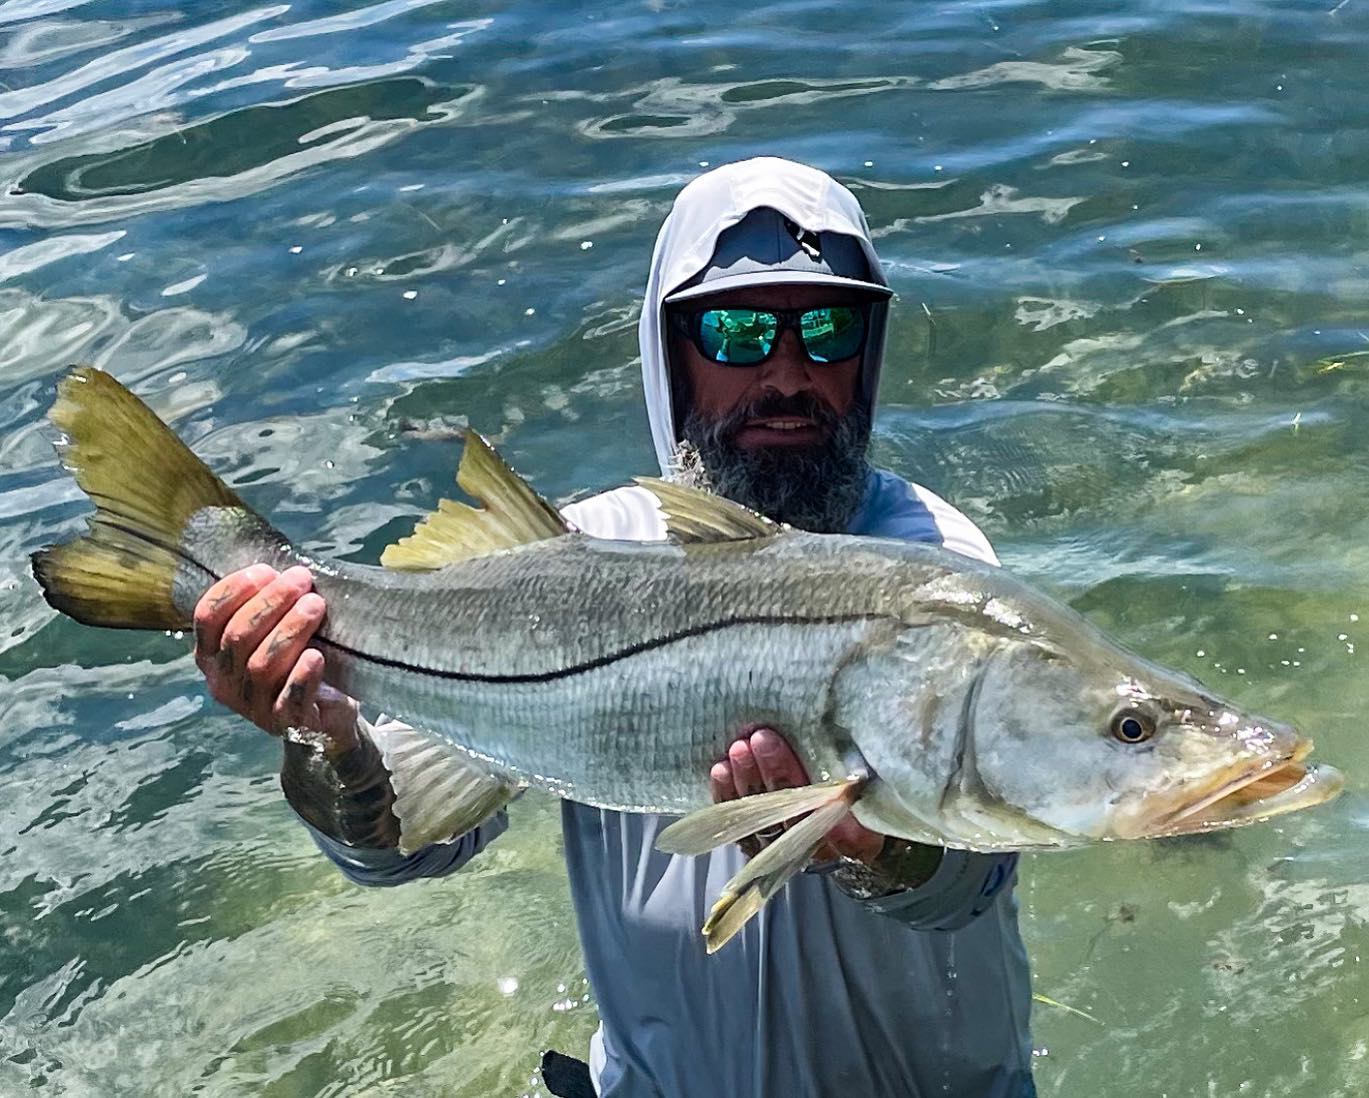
[303,811,509,887]
[863,850,1019,931]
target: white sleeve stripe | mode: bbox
[908,483,1000,566]
[561,480,998,566]
[561,485,669,541]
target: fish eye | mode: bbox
[1110,708,1156,744]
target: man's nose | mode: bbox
[756,329,813,396]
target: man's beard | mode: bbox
[671,393,872,534]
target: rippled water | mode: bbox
[3,1,1369,1094]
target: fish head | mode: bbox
[963,634,1343,846]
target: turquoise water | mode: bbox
[4,1,1369,1093]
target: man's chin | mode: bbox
[676,401,872,533]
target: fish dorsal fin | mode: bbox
[381,430,571,570]
[634,477,780,543]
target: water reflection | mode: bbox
[8,79,473,229]
[3,0,1369,1094]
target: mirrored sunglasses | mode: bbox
[669,305,869,367]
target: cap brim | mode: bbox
[664,270,893,304]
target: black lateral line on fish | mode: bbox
[313,613,892,685]
[100,514,220,584]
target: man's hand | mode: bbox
[709,727,883,865]
[193,564,359,752]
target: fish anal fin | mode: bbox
[655,779,851,856]
[703,780,863,954]
[381,430,571,571]
[633,477,779,543]
[371,722,522,853]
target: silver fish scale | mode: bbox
[312,533,978,678]
[338,615,881,811]
[179,519,1028,814]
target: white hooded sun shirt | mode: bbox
[307,158,1034,1097]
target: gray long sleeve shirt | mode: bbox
[307,471,1035,1097]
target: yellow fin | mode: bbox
[31,366,268,630]
[701,777,864,954]
[655,780,854,856]
[381,430,570,570]
[633,477,779,543]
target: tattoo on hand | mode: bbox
[266,629,293,663]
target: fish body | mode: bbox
[185,521,1333,851]
[32,368,1344,949]
[182,524,1025,822]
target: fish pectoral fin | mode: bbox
[655,779,855,856]
[371,722,521,853]
[380,430,572,571]
[633,477,780,543]
[702,781,864,954]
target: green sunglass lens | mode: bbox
[801,306,865,363]
[698,309,776,364]
[692,305,866,365]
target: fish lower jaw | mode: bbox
[1123,745,1342,840]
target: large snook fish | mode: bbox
[33,367,1343,951]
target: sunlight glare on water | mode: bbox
[2,1,1369,1094]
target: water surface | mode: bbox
[3,1,1369,1094]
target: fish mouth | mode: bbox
[1138,740,1344,838]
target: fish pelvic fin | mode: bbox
[371,722,522,854]
[656,779,856,856]
[31,366,272,630]
[380,430,571,570]
[633,477,780,543]
[701,777,865,954]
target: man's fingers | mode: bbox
[712,727,879,861]
[245,593,326,704]
[273,648,325,736]
[749,727,809,791]
[821,815,884,864]
[727,737,763,799]
[193,564,278,664]
[218,567,314,679]
[710,762,736,804]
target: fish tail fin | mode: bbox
[31,366,274,631]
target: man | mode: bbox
[192,158,1034,1097]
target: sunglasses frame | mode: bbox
[668,302,872,367]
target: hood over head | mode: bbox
[638,157,892,473]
